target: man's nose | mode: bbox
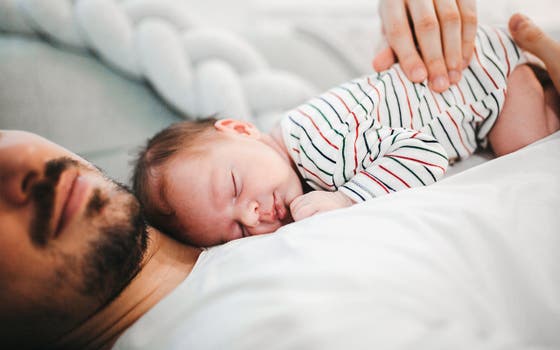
[0,141,43,205]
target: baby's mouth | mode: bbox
[273,191,288,222]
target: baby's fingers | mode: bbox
[290,202,319,222]
[289,195,309,221]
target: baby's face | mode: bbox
[154,132,303,246]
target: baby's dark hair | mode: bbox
[132,117,218,238]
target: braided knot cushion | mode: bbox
[0,0,317,128]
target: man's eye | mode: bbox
[231,171,238,197]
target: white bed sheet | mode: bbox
[114,132,560,350]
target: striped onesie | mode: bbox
[280,25,527,202]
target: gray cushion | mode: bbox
[0,35,181,184]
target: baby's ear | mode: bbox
[214,119,261,139]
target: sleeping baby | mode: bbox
[132,23,560,247]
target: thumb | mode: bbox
[509,13,560,65]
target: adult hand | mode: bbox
[509,13,560,94]
[373,0,477,92]
[289,191,354,222]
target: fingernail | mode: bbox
[448,70,461,84]
[432,75,449,91]
[463,57,471,68]
[411,66,427,81]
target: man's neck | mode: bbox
[53,228,202,350]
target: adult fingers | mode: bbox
[435,0,463,84]
[408,0,449,91]
[509,13,560,93]
[379,0,427,82]
[372,46,396,72]
[457,0,477,68]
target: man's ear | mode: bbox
[214,119,261,139]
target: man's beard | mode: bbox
[29,158,148,305]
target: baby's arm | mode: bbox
[291,126,449,221]
[338,127,448,202]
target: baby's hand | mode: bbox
[290,191,355,222]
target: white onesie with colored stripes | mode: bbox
[280,25,527,202]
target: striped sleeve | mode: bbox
[470,25,526,143]
[339,127,449,202]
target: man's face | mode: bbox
[0,130,148,346]
[153,130,303,247]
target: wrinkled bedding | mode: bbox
[114,132,560,350]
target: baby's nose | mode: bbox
[239,200,260,227]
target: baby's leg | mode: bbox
[488,64,560,156]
